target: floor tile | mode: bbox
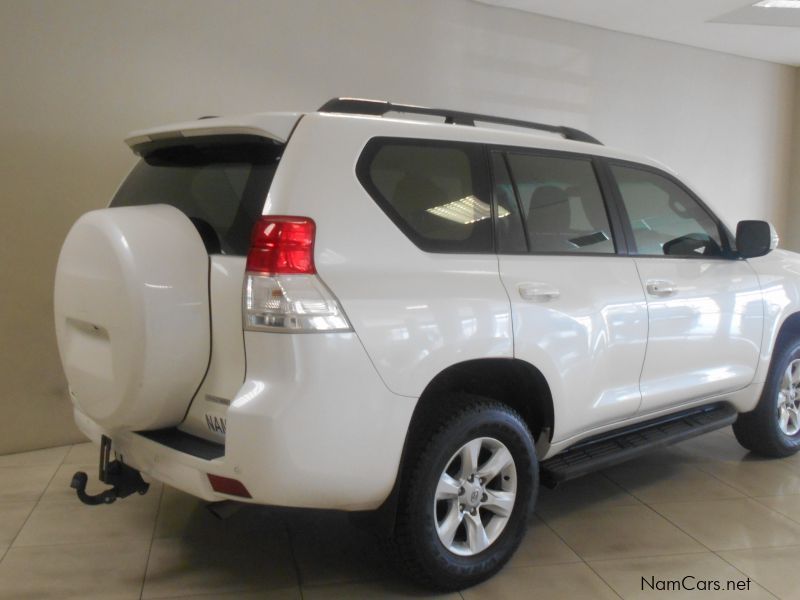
[507,516,581,568]
[462,562,618,600]
[535,473,641,520]
[302,580,459,599]
[155,487,288,541]
[720,545,800,600]
[754,494,800,524]
[0,501,35,544]
[771,451,800,473]
[0,464,58,504]
[153,486,205,539]
[669,430,753,464]
[0,446,69,468]
[0,539,150,599]
[154,486,251,540]
[142,529,297,598]
[544,504,705,561]
[14,486,160,546]
[604,461,744,504]
[288,510,393,586]
[63,441,97,465]
[651,498,800,551]
[590,552,773,599]
[697,460,800,497]
[163,592,300,600]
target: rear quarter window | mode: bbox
[357,138,492,253]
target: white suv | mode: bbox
[55,98,799,590]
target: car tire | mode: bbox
[734,338,800,457]
[392,395,538,591]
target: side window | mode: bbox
[358,139,492,253]
[505,153,615,254]
[490,152,527,253]
[611,165,723,257]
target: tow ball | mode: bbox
[70,435,150,505]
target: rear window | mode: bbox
[111,135,283,255]
[357,138,492,253]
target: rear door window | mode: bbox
[112,135,283,255]
[357,138,492,253]
[503,152,615,254]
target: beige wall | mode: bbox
[784,74,800,251]
[0,0,796,454]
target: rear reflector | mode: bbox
[207,474,252,498]
[246,216,315,275]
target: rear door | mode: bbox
[111,133,286,441]
[605,161,763,414]
[493,149,648,442]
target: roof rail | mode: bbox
[317,97,602,145]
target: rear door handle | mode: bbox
[518,283,560,302]
[646,279,677,296]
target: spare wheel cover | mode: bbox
[54,204,211,430]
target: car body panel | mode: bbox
[180,255,248,442]
[634,256,764,412]
[499,254,648,442]
[74,330,415,510]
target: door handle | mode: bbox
[646,279,677,296]
[518,283,560,302]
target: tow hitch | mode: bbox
[70,435,150,505]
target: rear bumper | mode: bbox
[74,331,417,511]
[75,410,222,501]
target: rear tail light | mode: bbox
[246,216,316,275]
[244,216,352,333]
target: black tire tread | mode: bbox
[733,339,800,458]
[391,394,535,590]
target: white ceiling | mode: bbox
[476,0,800,65]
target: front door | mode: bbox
[607,162,763,413]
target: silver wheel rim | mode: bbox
[433,436,517,557]
[778,359,800,436]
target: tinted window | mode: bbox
[490,152,527,253]
[359,139,491,253]
[505,153,614,254]
[111,135,282,255]
[611,165,722,257]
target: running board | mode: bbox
[540,403,737,488]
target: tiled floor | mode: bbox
[2,429,800,598]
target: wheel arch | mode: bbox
[774,311,800,353]
[358,358,554,535]
[409,358,554,447]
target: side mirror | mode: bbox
[736,220,778,258]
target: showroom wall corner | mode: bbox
[0,0,797,454]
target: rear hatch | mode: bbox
[55,128,289,436]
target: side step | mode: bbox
[540,403,737,487]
